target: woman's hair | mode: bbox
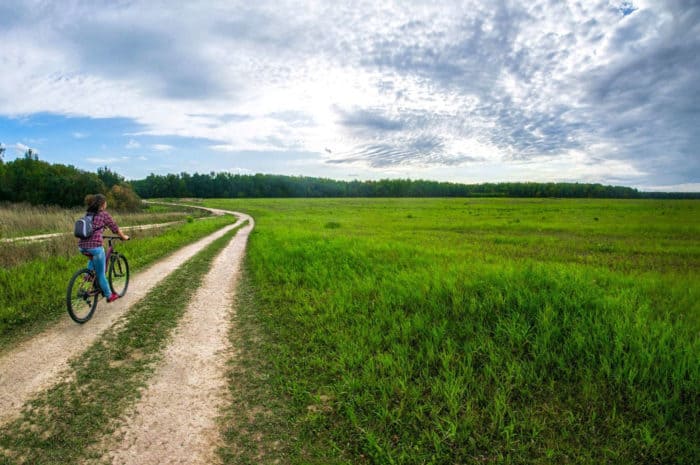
[85,193,107,214]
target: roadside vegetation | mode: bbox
[0,225,246,465]
[206,198,699,464]
[0,211,236,350]
[0,201,211,239]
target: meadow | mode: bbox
[204,198,699,464]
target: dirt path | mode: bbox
[0,208,246,425]
[102,212,254,465]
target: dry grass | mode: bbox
[0,202,210,239]
[0,203,81,239]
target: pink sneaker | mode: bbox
[107,294,120,303]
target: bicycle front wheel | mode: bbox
[109,254,129,297]
[67,269,98,323]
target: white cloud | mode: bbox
[210,144,237,152]
[0,0,696,188]
[228,167,253,174]
[642,183,700,193]
[86,157,122,164]
[13,143,37,154]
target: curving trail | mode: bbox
[0,207,249,427]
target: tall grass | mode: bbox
[206,198,699,464]
[0,214,236,349]
[0,201,211,238]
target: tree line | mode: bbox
[130,171,699,199]
[1,155,697,208]
[0,154,142,210]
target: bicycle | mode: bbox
[66,236,130,324]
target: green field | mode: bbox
[204,198,699,464]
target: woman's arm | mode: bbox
[104,211,129,241]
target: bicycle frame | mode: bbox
[80,236,122,296]
[81,236,119,273]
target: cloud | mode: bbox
[86,157,123,164]
[11,143,38,155]
[0,0,696,188]
[0,1,28,29]
[59,7,230,100]
[338,107,405,132]
[209,144,238,152]
[126,139,141,149]
[643,182,700,192]
[152,144,173,151]
[228,166,253,174]
[72,132,88,139]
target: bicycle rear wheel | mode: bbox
[109,253,129,297]
[67,268,98,323]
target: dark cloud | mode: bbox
[361,6,527,95]
[323,0,699,185]
[0,1,28,28]
[339,108,405,132]
[215,12,308,50]
[329,133,485,168]
[582,1,700,183]
[62,17,227,100]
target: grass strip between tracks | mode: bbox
[0,221,247,465]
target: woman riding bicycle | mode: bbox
[77,194,129,303]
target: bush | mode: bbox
[106,184,142,212]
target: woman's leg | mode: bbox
[85,247,112,298]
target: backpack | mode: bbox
[74,212,96,239]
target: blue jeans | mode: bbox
[79,246,112,299]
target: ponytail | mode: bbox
[85,193,106,214]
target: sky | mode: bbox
[0,0,698,191]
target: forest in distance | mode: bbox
[0,155,698,209]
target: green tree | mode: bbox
[24,148,38,161]
[97,166,125,189]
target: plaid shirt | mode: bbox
[78,211,119,249]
